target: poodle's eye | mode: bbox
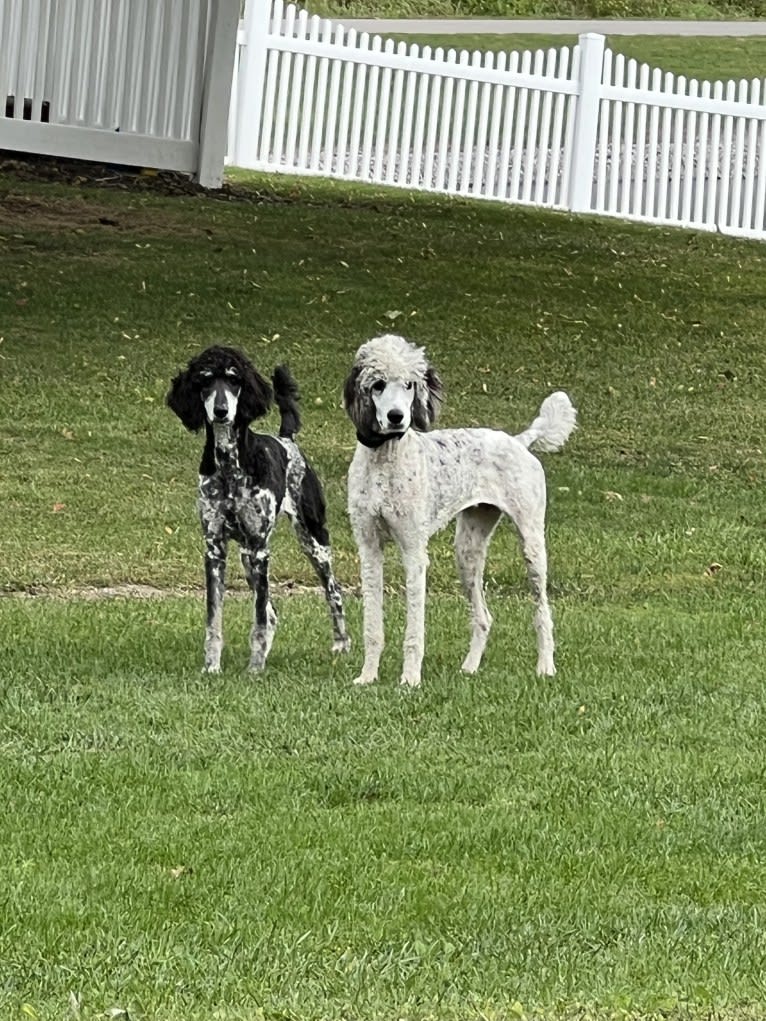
[405,381,414,390]
[370,380,386,394]
[225,368,240,381]
[199,370,213,380]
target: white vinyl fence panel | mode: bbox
[0,0,239,186]
[228,0,766,241]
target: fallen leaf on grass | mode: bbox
[603,490,623,502]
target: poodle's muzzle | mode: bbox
[201,374,241,426]
[371,379,414,435]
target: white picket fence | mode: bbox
[228,0,766,241]
[0,0,240,187]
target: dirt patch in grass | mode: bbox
[0,150,241,197]
[0,191,205,236]
[0,150,288,234]
[0,581,359,600]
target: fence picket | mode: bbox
[372,37,394,181]
[360,34,382,181]
[706,80,724,226]
[447,50,469,193]
[422,49,443,190]
[298,15,320,168]
[435,51,456,192]
[460,50,482,194]
[496,49,519,200]
[347,32,369,178]
[718,79,736,228]
[742,79,760,231]
[385,41,407,184]
[548,46,569,206]
[308,16,332,171]
[335,28,357,177]
[398,44,418,186]
[681,78,697,223]
[521,49,543,202]
[619,59,637,214]
[410,47,430,188]
[755,109,766,232]
[323,21,344,175]
[484,51,505,198]
[668,75,686,220]
[692,79,711,224]
[631,63,649,216]
[608,54,624,213]
[509,49,532,201]
[283,8,307,167]
[730,78,748,229]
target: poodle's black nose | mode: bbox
[387,410,404,426]
[213,403,229,421]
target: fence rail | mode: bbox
[228,0,766,241]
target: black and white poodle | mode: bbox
[344,334,576,687]
[167,345,349,673]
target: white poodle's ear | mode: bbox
[412,365,444,431]
[343,365,376,439]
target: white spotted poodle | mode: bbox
[343,334,576,688]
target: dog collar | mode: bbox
[356,430,402,449]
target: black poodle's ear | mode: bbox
[236,358,273,425]
[167,368,205,432]
[411,365,444,432]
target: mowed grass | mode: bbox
[386,35,766,84]
[2,162,766,1020]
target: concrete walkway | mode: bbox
[336,17,766,35]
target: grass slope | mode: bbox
[383,36,766,83]
[1,163,766,1020]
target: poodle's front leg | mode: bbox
[203,539,226,673]
[244,547,274,672]
[353,525,385,685]
[399,543,428,688]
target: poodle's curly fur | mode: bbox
[167,345,349,673]
[344,334,576,687]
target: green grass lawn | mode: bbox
[386,35,766,82]
[2,160,766,1020]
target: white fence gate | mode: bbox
[228,0,766,241]
[0,0,240,188]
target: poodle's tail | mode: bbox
[272,365,302,439]
[516,391,577,453]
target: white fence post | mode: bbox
[197,0,241,188]
[567,32,605,213]
[234,0,273,168]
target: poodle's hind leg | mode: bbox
[203,538,227,673]
[516,517,556,677]
[290,468,350,654]
[241,546,276,671]
[455,504,502,674]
